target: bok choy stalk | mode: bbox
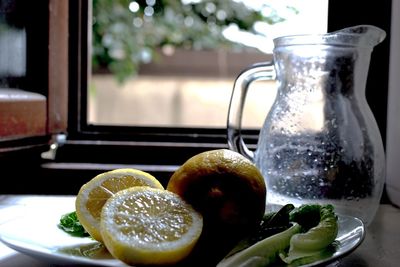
[217,223,302,267]
[217,204,338,267]
[225,204,295,258]
[280,204,338,265]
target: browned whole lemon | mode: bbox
[167,149,266,236]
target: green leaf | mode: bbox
[58,211,89,237]
[281,204,339,264]
[218,223,302,267]
[225,204,295,258]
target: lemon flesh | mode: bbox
[100,187,203,265]
[75,168,163,242]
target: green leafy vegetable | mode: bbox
[59,211,89,237]
[281,243,338,267]
[218,204,339,267]
[280,204,338,265]
[225,204,295,257]
[264,204,295,228]
[217,223,302,267]
[289,204,322,231]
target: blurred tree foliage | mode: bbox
[92,0,288,83]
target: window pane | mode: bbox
[88,0,328,129]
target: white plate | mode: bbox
[0,200,365,267]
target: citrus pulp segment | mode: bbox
[75,168,163,242]
[100,187,203,265]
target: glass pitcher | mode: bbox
[227,25,386,225]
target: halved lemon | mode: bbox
[100,186,203,266]
[75,168,163,242]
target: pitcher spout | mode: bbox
[329,24,386,48]
[273,24,386,48]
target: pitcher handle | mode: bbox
[227,61,276,160]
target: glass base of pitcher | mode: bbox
[266,191,378,226]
